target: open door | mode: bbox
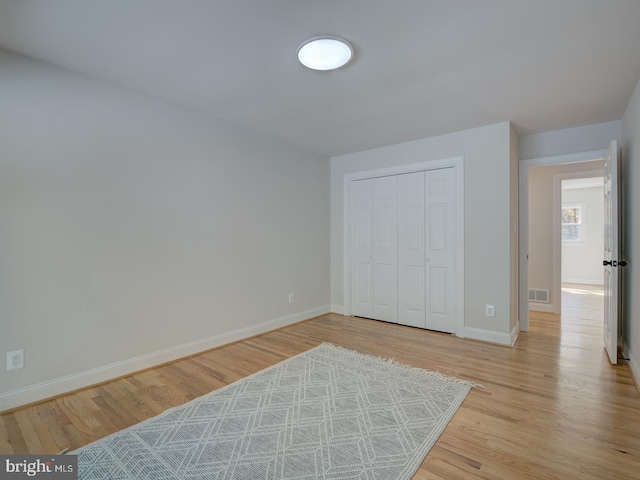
[603,140,620,364]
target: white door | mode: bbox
[397,168,457,332]
[351,179,373,318]
[603,140,620,365]
[351,177,398,322]
[351,167,458,332]
[372,176,398,322]
[398,172,426,327]
[425,168,457,333]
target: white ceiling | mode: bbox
[1,0,640,157]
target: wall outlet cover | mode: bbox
[7,350,24,370]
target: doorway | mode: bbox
[518,150,608,331]
[559,176,606,340]
[527,163,605,316]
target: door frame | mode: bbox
[518,149,607,331]
[343,156,465,337]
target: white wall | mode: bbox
[528,165,554,305]
[331,122,517,345]
[561,186,604,285]
[519,121,622,160]
[0,50,330,409]
[622,75,640,381]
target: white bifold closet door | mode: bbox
[351,167,457,333]
[351,176,398,322]
[398,168,457,332]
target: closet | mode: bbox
[350,167,458,333]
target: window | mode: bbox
[562,206,582,242]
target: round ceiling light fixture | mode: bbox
[297,36,353,71]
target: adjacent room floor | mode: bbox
[533,283,606,356]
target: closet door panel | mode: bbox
[425,168,457,333]
[351,179,373,318]
[372,176,398,322]
[429,267,447,314]
[398,172,426,327]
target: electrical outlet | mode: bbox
[485,305,495,317]
[7,350,24,371]
[288,293,295,304]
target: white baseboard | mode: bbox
[528,302,556,313]
[464,327,513,346]
[510,321,520,346]
[624,341,640,391]
[629,355,640,391]
[330,304,345,315]
[0,305,330,412]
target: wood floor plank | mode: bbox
[1,284,639,478]
[0,414,13,453]
[1,413,28,454]
[11,409,45,454]
[32,401,71,453]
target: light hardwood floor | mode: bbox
[1,285,639,479]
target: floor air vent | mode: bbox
[529,288,549,303]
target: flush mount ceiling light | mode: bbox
[297,36,353,71]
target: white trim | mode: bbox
[342,157,465,337]
[464,327,512,346]
[518,149,607,331]
[330,304,345,315]
[0,305,330,412]
[520,150,608,166]
[624,340,640,390]
[510,321,520,346]
[343,157,461,183]
[457,162,466,338]
[551,174,561,314]
[528,302,556,313]
[629,356,640,391]
[561,278,604,286]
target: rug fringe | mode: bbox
[319,342,484,389]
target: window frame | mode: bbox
[561,204,584,244]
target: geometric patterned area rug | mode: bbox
[72,343,477,479]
